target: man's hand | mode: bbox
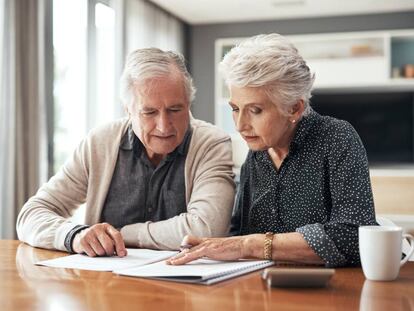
[72,223,127,257]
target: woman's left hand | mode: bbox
[166,235,250,265]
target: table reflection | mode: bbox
[359,279,414,311]
[15,243,114,311]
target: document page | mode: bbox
[36,249,177,271]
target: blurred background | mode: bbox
[1,0,414,239]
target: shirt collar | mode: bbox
[289,107,319,151]
[176,126,192,156]
[119,124,135,151]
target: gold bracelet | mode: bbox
[263,232,274,260]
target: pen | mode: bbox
[179,243,192,252]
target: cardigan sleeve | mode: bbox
[16,137,90,251]
[296,121,377,267]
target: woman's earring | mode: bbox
[292,119,296,124]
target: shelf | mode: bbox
[309,56,388,87]
[391,34,414,79]
[293,37,385,60]
[370,164,414,177]
[313,79,414,94]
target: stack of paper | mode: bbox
[36,248,274,285]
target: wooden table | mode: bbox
[1,240,413,311]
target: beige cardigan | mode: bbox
[16,117,235,251]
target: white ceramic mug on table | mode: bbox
[359,226,414,281]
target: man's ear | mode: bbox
[123,104,130,116]
[124,101,135,117]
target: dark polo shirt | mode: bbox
[101,125,192,228]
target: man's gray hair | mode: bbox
[120,48,196,106]
[219,33,315,116]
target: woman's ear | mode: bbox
[290,99,305,123]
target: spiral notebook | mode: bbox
[114,258,274,285]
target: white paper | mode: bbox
[36,249,177,271]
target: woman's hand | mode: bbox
[166,235,253,265]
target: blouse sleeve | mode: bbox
[296,121,377,267]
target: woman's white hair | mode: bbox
[219,33,315,116]
[120,48,196,106]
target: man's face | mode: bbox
[127,75,190,165]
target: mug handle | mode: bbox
[400,234,414,266]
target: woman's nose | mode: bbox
[235,113,248,132]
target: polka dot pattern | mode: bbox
[230,109,377,267]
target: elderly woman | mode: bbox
[168,33,377,267]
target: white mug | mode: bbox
[359,226,414,281]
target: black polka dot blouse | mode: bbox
[230,108,377,267]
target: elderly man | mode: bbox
[17,48,235,257]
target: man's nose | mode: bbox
[156,111,173,133]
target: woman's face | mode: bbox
[229,85,297,151]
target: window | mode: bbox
[53,0,87,172]
[53,0,117,173]
[94,2,116,128]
